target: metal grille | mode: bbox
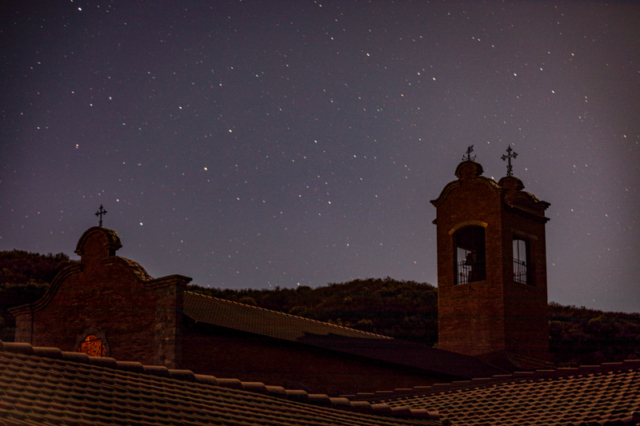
[456,260,486,285]
[513,259,528,284]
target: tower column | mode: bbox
[431,156,550,363]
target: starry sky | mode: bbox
[1,1,639,313]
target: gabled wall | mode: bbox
[9,227,191,368]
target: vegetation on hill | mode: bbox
[1,249,639,366]
[188,278,439,344]
[548,302,640,365]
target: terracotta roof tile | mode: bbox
[357,361,640,426]
[0,340,443,426]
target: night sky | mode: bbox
[2,1,639,313]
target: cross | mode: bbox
[501,146,518,176]
[462,145,476,161]
[95,205,107,227]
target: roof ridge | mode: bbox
[347,359,640,401]
[0,340,437,422]
[184,290,393,339]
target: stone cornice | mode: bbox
[145,274,193,289]
[504,203,550,223]
[431,176,502,208]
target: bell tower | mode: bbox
[431,147,550,362]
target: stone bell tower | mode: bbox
[431,147,550,363]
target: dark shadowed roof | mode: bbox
[184,291,392,341]
[298,335,507,381]
[183,291,506,380]
[369,361,640,426]
[0,340,443,426]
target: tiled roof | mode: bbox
[0,340,442,426]
[361,361,640,426]
[183,292,506,380]
[299,336,507,381]
[184,291,392,342]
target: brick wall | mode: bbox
[10,227,191,368]
[433,161,549,361]
[501,188,550,361]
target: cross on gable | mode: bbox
[501,146,518,176]
[462,145,476,161]
[95,205,107,227]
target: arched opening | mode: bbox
[454,226,486,284]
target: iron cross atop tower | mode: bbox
[95,205,107,227]
[462,145,476,162]
[501,146,518,176]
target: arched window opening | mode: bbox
[454,226,486,284]
[78,334,106,357]
[513,238,530,284]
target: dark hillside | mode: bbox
[548,302,640,365]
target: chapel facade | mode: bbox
[9,227,191,368]
[431,153,551,363]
